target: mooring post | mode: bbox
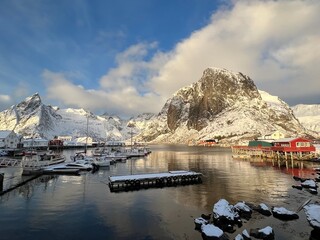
[0,173,4,192]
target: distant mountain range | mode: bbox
[0,67,319,144]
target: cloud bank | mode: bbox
[44,0,320,116]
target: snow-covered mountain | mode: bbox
[292,104,320,133]
[0,68,317,144]
[0,93,144,141]
[134,68,312,145]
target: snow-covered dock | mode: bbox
[108,170,202,192]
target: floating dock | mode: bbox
[108,170,202,192]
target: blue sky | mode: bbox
[0,0,319,116]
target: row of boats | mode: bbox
[22,147,152,175]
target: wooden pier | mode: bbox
[108,170,202,192]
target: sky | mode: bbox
[0,0,319,117]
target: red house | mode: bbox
[271,137,315,153]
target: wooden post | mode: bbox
[0,173,3,192]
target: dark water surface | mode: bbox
[0,145,319,240]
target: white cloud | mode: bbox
[44,0,320,115]
[0,94,12,110]
[43,68,163,116]
[148,0,320,103]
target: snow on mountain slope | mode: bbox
[0,68,317,144]
[292,104,320,133]
[135,68,310,145]
[0,95,141,141]
[0,93,60,137]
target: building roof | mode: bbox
[0,130,12,139]
[273,137,309,143]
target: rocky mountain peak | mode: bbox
[164,68,261,131]
[15,92,42,114]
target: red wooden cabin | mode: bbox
[271,137,315,152]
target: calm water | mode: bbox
[0,145,319,240]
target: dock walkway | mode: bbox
[108,170,202,192]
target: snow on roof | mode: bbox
[304,204,320,229]
[0,130,12,139]
[273,138,299,142]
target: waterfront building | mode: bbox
[22,138,49,149]
[0,130,20,149]
[232,137,316,160]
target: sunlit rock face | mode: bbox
[0,93,61,138]
[136,67,310,144]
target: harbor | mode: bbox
[1,145,319,240]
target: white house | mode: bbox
[259,130,285,140]
[22,138,49,148]
[0,130,20,149]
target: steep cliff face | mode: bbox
[135,68,309,144]
[165,68,260,132]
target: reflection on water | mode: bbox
[0,145,319,240]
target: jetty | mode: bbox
[108,170,202,192]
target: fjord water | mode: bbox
[0,145,318,240]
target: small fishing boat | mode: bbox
[43,161,93,173]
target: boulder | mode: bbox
[195,217,209,230]
[234,201,252,220]
[242,229,251,240]
[201,224,228,240]
[271,207,299,220]
[213,199,239,222]
[292,185,303,190]
[304,204,320,231]
[250,226,274,240]
[256,203,272,216]
[213,199,240,231]
[301,180,317,189]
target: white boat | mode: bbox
[23,151,66,168]
[43,161,93,172]
[93,157,111,167]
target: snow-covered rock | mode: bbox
[201,224,225,239]
[271,207,299,220]
[194,217,208,230]
[213,199,239,222]
[255,203,272,216]
[304,204,320,231]
[250,226,274,240]
[234,201,252,219]
[301,179,317,189]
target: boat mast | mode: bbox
[85,114,89,154]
